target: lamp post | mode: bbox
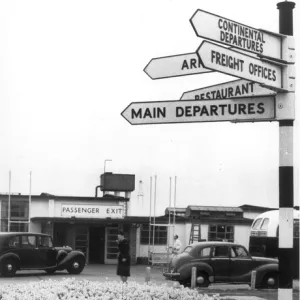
[103,159,112,196]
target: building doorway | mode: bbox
[89,227,105,264]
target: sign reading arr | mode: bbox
[190,9,283,61]
[197,41,284,91]
[181,79,276,100]
[144,53,212,79]
[121,97,275,125]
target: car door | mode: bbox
[229,245,254,283]
[210,245,230,282]
[36,235,57,268]
[18,235,42,268]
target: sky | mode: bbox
[0,0,299,216]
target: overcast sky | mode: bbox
[0,0,299,216]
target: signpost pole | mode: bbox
[277,2,295,300]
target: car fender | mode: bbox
[56,249,68,262]
[0,253,21,269]
[57,250,85,269]
[178,261,213,281]
[254,263,278,285]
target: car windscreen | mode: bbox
[184,246,193,253]
[252,218,262,230]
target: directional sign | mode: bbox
[190,9,290,61]
[180,79,276,100]
[144,53,212,79]
[121,96,275,125]
[197,41,284,91]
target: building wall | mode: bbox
[243,211,262,220]
[234,224,251,250]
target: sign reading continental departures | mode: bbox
[144,52,212,79]
[121,96,275,125]
[197,41,286,91]
[180,79,276,100]
[190,9,291,61]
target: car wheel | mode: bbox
[196,272,209,287]
[1,259,17,277]
[261,272,278,289]
[67,257,85,275]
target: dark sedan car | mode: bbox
[163,241,278,289]
[0,232,86,277]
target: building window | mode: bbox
[10,202,29,220]
[140,224,167,245]
[208,225,234,242]
[10,222,28,232]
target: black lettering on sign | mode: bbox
[181,58,201,70]
[257,103,265,114]
[176,107,184,117]
[131,107,166,119]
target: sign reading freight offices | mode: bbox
[121,97,275,125]
[61,204,124,219]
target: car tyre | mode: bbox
[261,272,278,289]
[1,258,17,277]
[196,271,209,287]
[178,279,191,287]
[67,257,85,274]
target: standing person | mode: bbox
[172,234,182,255]
[116,231,131,283]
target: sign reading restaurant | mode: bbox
[61,204,124,219]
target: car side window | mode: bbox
[21,236,36,248]
[38,236,53,248]
[8,236,20,248]
[212,246,229,257]
[231,246,249,257]
[198,247,211,257]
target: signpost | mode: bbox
[190,9,295,62]
[144,53,212,79]
[197,41,293,92]
[180,79,276,100]
[122,4,296,298]
[121,96,275,125]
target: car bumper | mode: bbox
[163,272,181,280]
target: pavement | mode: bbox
[0,264,299,300]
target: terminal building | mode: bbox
[0,172,276,264]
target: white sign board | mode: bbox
[61,204,124,219]
[197,41,283,90]
[121,96,275,125]
[180,79,276,100]
[144,53,212,79]
[190,9,282,60]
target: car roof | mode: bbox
[0,232,50,237]
[189,241,242,248]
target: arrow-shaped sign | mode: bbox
[197,41,290,91]
[144,53,212,79]
[180,79,276,100]
[190,9,294,62]
[121,96,275,125]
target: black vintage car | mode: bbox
[163,241,278,289]
[0,232,86,277]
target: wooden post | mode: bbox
[191,267,196,289]
[145,267,151,283]
[251,270,257,290]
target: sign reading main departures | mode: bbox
[121,96,275,125]
[197,41,284,91]
[190,9,285,61]
[144,52,212,79]
[180,79,276,100]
